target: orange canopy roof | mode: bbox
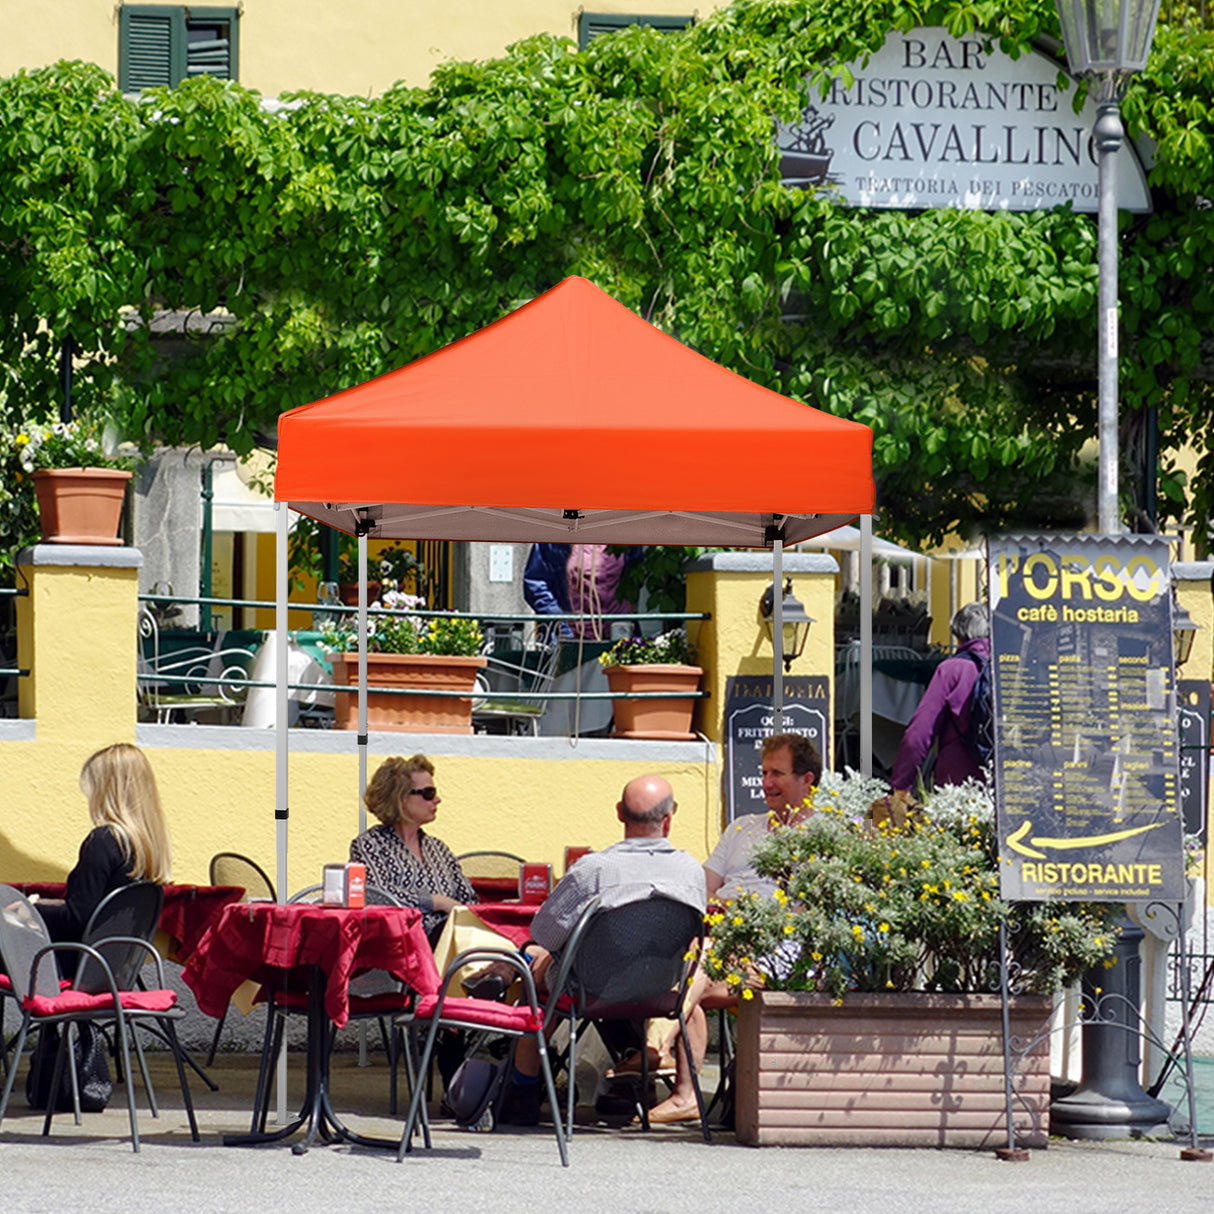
[275,277,874,545]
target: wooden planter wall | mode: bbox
[735,991,1053,1149]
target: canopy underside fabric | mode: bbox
[275,276,875,543]
[284,502,861,546]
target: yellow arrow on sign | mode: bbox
[1006,819,1165,858]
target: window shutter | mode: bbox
[119,7,239,90]
[577,14,693,49]
[187,34,232,80]
[120,12,175,91]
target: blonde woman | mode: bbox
[348,754,476,944]
[37,743,173,943]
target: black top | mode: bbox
[40,826,135,943]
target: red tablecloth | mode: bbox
[469,901,537,947]
[5,881,244,962]
[468,875,519,901]
[159,884,245,959]
[182,902,441,1028]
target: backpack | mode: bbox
[960,649,994,766]
[447,1055,510,1132]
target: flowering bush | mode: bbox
[320,589,484,656]
[598,626,696,667]
[701,773,1120,1000]
[9,418,129,473]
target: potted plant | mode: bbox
[597,626,703,739]
[703,773,1121,1149]
[2,416,133,548]
[322,590,486,733]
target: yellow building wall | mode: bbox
[3,2,721,96]
[5,546,836,892]
[686,553,837,745]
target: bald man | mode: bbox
[499,774,705,1125]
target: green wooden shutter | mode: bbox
[119,6,238,90]
[186,19,236,80]
[119,8,180,91]
[577,14,693,49]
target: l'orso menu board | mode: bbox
[990,534,1184,903]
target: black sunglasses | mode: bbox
[406,786,438,801]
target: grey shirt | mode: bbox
[530,836,706,955]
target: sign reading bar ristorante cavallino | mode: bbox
[777,27,1152,214]
[991,535,1184,903]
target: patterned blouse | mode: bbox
[348,824,476,941]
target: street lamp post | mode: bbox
[1053,0,1162,535]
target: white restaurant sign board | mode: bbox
[777,28,1152,213]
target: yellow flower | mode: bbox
[15,433,30,446]
[741,987,755,1001]
[877,922,889,933]
[783,924,795,936]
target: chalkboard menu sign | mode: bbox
[990,534,1185,903]
[1178,679,1210,845]
[724,675,830,821]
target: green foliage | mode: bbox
[2,4,1214,550]
[613,547,709,616]
[702,773,1120,998]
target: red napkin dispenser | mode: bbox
[519,863,552,904]
[564,846,592,874]
[323,862,366,908]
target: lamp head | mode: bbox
[1054,0,1162,78]
[760,578,815,673]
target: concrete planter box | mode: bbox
[735,990,1053,1149]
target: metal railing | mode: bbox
[0,585,29,684]
[135,592,710,715]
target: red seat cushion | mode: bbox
[413,994,542,1033]
[24,988,178,1017]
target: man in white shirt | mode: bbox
[645,733,821,1124]
[498,773,705,1125]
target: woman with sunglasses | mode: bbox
[349,754,476,944]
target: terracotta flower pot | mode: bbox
[734,990,1053,1149]
[330,651,487,733]
[602,663,703,739]
[32,467,131,545]
[338,581,382,606]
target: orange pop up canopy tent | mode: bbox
[265,278,877,933]
[274,276,874,543]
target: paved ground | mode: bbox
[3,1052,1214,1214]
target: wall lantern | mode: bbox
[1173,599,1198,669]
[760,577,814,672]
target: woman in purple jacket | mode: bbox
[891,602,990,793]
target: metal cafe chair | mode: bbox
[455,851,527,902]
[204,852,277,1066]
[0,883,199,1153]
[545,894,711,1141]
